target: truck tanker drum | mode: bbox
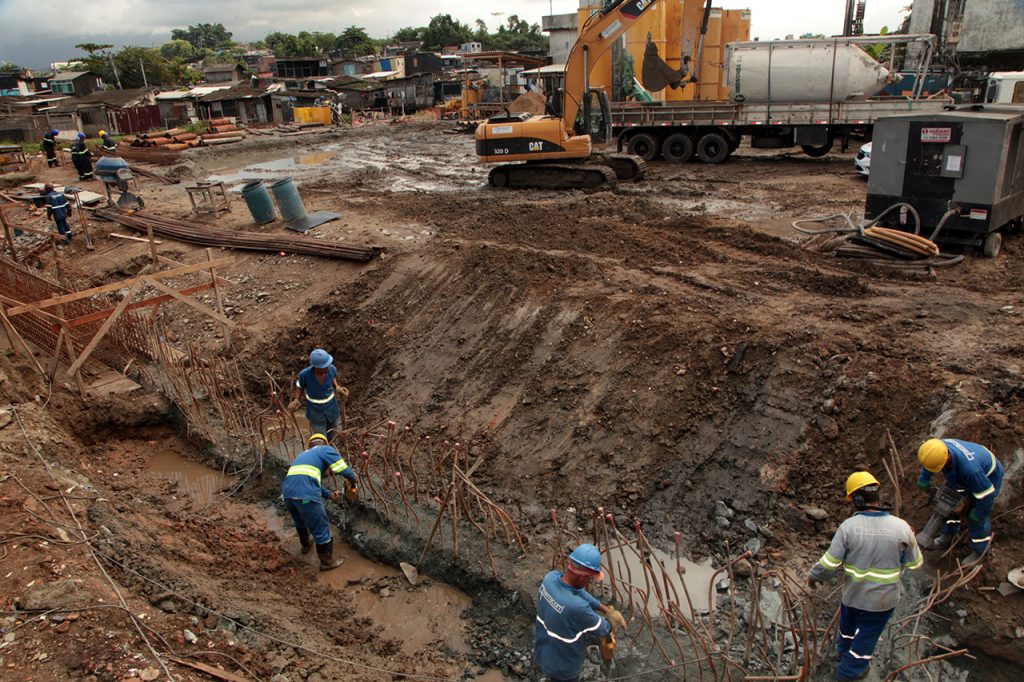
[725,41,891,104]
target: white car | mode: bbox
[854,142,871,176]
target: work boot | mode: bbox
[316,540,345,571]
[932,533,954,550]
[962,551,983,567]
[297,528,312,555]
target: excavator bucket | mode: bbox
[641,37,689,92]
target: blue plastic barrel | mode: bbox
[269,177,307,223]
[241,180,277,224]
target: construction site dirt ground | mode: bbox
[2,120,1023,681]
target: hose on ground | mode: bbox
[791,202,922,236]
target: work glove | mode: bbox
[345,481,358,503]
[329,490,341,502]
[287,398,300,411]
[338,386,350,398]
[605,606,627,633]
[917,479,932,492]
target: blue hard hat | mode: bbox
[568,544,604,580]
[77,132,86,139]
[51,129,59,136]
[309,348,333,368]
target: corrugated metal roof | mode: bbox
[50,71,95,81]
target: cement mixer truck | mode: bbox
[613,34,953,163]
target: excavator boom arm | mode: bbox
[563,0,660,130]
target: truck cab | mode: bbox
[985,72,1024,104]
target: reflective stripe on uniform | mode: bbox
[842,565,902,584]
[286,464,321,482]
[987,457,998,476]
[973,484,996,500]
[103,145,117,151]
[535,614,603,644]
[306,392,335,404]
[329,459,348,473]
[839,631,856,640]
[849,650,873,660]
[903,554,924,570]
[50,202,69,209]
[970,535,992,545]
[819,551,842,569]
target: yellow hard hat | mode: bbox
[307,433,328,446]
[845,471,880,500]
[917,438,949,473]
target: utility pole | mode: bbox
[108,53,123,89]
[139,58,148,87]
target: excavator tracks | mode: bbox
[488,163,618,190]
[589,152,647,182]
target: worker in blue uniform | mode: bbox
[282,433,358,570]
[70,132,93,180]
[43,183,73,245]
[534,544,627,682]
[289,348,348,442]
[918,437,1003,564]
[41,129,59,167]
[98,130,118,153]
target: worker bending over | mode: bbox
[282,433,358,570]
[917,437,1003,564]
[809,472,922,682]
[534,543,627,682]
[290,348,348,442]
[43,184,73,245]
[98,130,117,154]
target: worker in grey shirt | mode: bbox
[808,472,923,682]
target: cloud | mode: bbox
[0,0,907,68]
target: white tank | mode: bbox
[724,40,891,103]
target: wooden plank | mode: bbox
[0,305,45,379]
[0,293,66,327]
[65,281,142,377]
[47,328,65,379]
[144,278,235,327]
[0,210,17,263]
[110,233,163,244]
[65,283,215,328]
[164,655,251,682]
[5,257,235,316]
[206,247,230,344]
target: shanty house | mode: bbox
[50,87,159,135]
[202,63,247,84]
[0,94,73,142]
[273,57,328,79]
[329,58,368,77]
[198,84,270,124]
[48,71,104,97]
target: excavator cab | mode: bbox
[581,90,612,144]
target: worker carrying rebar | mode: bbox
[289,348,348,443]
[808,472,923,682]
[43,183,73,245]
[41,129,59,168]
[917,437,1003,564]
[98,130,117,154]
[282,433,358,570]
[70,132,93,181]
[534,543,627,682]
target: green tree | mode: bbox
[171,23,233,50]
[112,47,174,87]
[488,15,548,52]
[472,19,489,43]
[335,26,375,57]
[391,27,423,44]
[160,39,196,62]
[264,31,320,57]
[0,61,25,72]
[420,14,472,51]
[75,43,114,55]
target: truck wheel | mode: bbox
[801,141,834,158]
[696,132,729,164]
[661,134,694,164]
[982,232,1002,258]
[626,133,658,161]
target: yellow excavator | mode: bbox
[475,0,670,189]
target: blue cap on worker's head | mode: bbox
[568,543,604,581]
[309,348,333,368]
[51,129,60,136]
[77,132,86,139]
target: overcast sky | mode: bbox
[1,0,907,69]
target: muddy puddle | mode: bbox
[264,512,479,658]
[205,136,485,192]
[596,546,716,618]
[146,449,236,506]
